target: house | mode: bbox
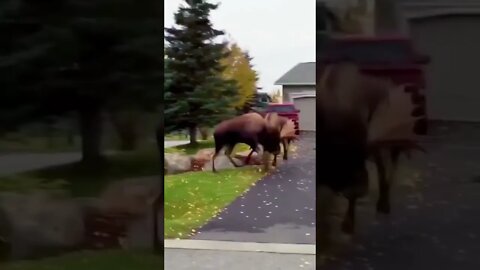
[276,0,480,129]
[379,0,480,122]
[252,92,272,109]
[274,62,316,131]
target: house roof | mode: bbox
[274,62,315,86]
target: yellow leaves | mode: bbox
[221,42,258,109]
[270,89,282,103]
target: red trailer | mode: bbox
[265,103,300,135]
[318,35,430,134]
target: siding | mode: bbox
[282,85,316,103]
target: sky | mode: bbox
[164,0,316,94]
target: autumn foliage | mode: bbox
[221,42,259,112]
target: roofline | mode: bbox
[274,62,315,85]
[275,82,316,86]
[330,34,411,41]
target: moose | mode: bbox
[211,112,283,172]
[317,62,424,234]
[244,114,297,167]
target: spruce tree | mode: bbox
[164,0,238,145]
[0,0,162,162]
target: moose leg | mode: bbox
[212,152,219,173]
[374,150,390,214]
[378,148,401,214]
[342,196,357,234]
[342,166,368,234]
[282,139,289,160]
[225,145,242,168]
[212,142,224,173]
[245,141,260,165]
[272,154,278,167]
[245,149,255,165]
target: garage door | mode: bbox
[410,15,480,121]
[293,96,316,131]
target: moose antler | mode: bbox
[280,119,297,139]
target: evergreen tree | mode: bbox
[164,0,238,145]
[0,0,162,162]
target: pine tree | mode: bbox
[0,0,163,162]
[164,0,238,145]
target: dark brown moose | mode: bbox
[317,62,423,234]
[211,112,282,172]
[244,115,297,167]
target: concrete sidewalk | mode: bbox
[164,140,189,148]
[164,240,315,270]
[164,248,315,270]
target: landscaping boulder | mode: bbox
[203,155,244,171]
[121,205,162,250]
[98,176,161,216]
[194,148,214,162]
[165,153,192,174]
[0,191,85,259]
[192,148,215,171]
[234,150,262,165]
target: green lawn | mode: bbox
[0,150,160,197]
[1,250,162,270]
[0,134,156,154]
[164,133,189,141]
[165,140,250,155]
[0,136,80,153]
[164,168,265,239]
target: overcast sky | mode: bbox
[164,0,316,93]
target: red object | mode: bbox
[318,35,430,134]
[83,212,134,249]
[265,103,300,135]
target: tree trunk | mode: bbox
[79,107,103,164]
[45,121,54,149]
[199,127,209,140]
[188,125,197,145]
[67,117,76,146]
[110,111,140,151]
[67,129,75,146]
[156,124,165,174]
[152,193,162,253]
[153,123,163,253]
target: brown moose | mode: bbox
[317,62,424,234]
[244,114,297,167]
[211,112,283,172]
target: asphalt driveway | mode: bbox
[322,122,480,270]
[193,132,316,244]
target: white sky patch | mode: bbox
[164,0,316,94]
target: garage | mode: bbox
[274,62,316,132]
[293,96,316,131]
[409,14,480,121]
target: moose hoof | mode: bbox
[283,156,288,161]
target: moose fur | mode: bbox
[317,62,423,234]
[244,115,298,167]
[212,112,282,172]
